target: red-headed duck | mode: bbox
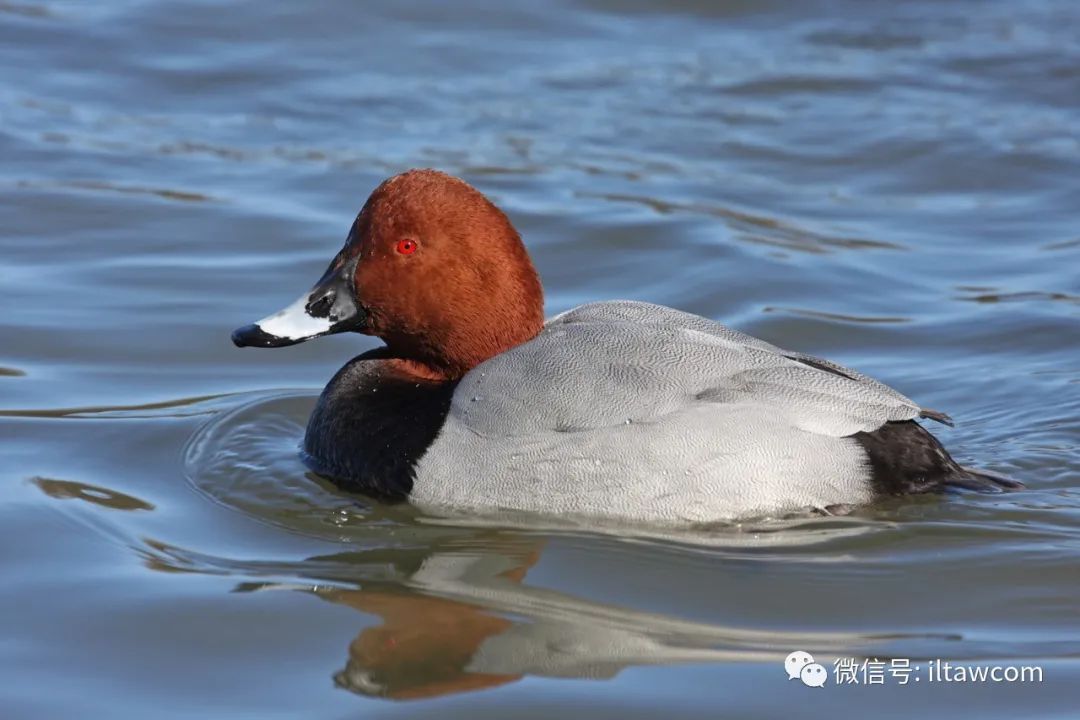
[232,169,1020,522]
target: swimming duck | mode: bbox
[232,169,1018,523]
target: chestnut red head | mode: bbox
[232,169,545,379]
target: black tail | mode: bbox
[853,421,1025,496]
[945,466,1025,493]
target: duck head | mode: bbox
[232,169,545,379]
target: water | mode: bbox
[2,0,1078,716]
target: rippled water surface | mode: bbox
[2,0,1078,717]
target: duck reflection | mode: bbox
[329,588,525,698]
[244,532,794,701]
[320,536,538,699]
[27,474,933,701]
[33,476,155,511]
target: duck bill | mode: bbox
[231,258,364,348]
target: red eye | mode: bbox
[396,239,418,255]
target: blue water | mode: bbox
[1,0,1078,717]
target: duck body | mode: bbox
[235,169,1019,524]
[304,300,1008,522]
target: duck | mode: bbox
[232,168,1020,523]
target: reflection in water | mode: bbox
[321,538,540,699]
[135,532,926,702]
[314,544,744,700]
[33,477,155,512]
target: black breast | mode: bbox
[302,351,459,501]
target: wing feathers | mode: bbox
[458,301,939,441]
